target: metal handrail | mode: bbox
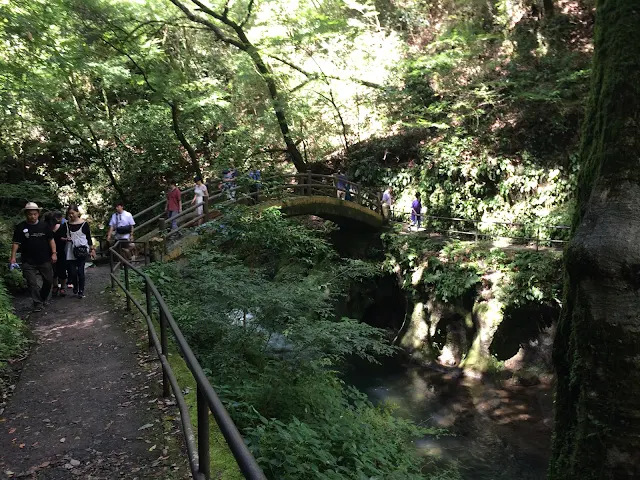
[108,241,266,480]
[392,210,569,249]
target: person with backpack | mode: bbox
[65,205,96,299]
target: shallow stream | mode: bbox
[344,357,553,479]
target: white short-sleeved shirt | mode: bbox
[194,184,208,200]
[382,191,393,206]
[109,210,136,240]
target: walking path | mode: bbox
[0,266,189,479]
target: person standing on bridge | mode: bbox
[191,176,209,226]
[165,180,182,231]
[335,170,348,200]
[10,202,57,312]
[410,192,422,231]
[382,187,394,220]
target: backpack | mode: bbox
[69,223,90,259]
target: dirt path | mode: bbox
[0,265,189,479]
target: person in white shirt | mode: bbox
[191,176,209,226]
[106,202,135,244]
[382,187,393,220]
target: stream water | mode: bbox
[344,357,553,479]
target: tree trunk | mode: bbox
[170,101,203,178]
[167,0,307,172]
[97,155,128,204]
[230,30,307,171]
[549,1,640,478]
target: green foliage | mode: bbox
[497,251,563,308]
[422,258,481,304]
[0,282,29,361]
[246,387,427,479]
[143,211,447,478]
[200,207,335,266]
[0,217,30,394]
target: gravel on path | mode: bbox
[0,265,189,479]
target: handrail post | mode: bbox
[124,263,131,312]
[109,247,115,289]
[159,309,170,398]
[145,279,153,349]
[144,241,150,266]
[306,170,311,196]
[197,385,211,479]
[203,198,209,222]
[158,216,167,254]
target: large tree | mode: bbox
[550,0,640,478]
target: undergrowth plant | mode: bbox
[145,212,459,479]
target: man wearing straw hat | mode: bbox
[9,202,57,312]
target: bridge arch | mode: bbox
[268,196,384,230]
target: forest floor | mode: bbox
[0,265,190,479]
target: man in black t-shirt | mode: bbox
[9,202,57,312]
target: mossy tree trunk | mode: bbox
[549,1,640,478]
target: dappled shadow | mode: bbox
[350,357,552,479]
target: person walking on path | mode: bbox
[191,176,208,226]
[382,187,394,221]
[411,192,422,231]
[165,180,182,230]
[9,202,57,312]
[65,205,96,299]
[106,202,136,245]
[47,211,69,297]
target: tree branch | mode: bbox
[222,0,230,20]
[169,0,307,171]
[240,0,256,28]
[266,53,385,89]
[167,0,246,49]
[100,36,158,93]
[171,102,202,177]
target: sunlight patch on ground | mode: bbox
[35,315,103,340]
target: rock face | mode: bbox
[370,270,559,375]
